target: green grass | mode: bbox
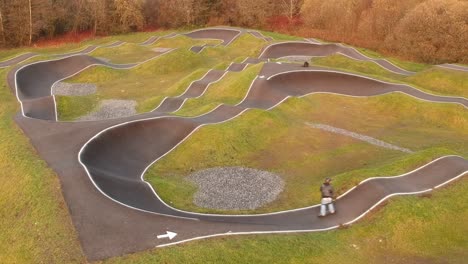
[137,68,211,113]
[0,69,84,262]
[174,63,263,116]
[151,35,221,49]
[387,58,430,72]
[405,68,468,98]
[145,93,467,214]
[89,43,160,64]
[258,30,303,41]
[56,95,100,121]
[353,47,430,72]
[94,30,182,44]
[313,54,468,97]
[200,33,266,60]
[312,54,403,80]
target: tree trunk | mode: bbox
[28,0,32,46]
[72,0,84,34]
[0,8,5,45]
[93,3,98,35]
[290,0,293,21]
[282,0,295,21]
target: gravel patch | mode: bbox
[188,167,284,211]
[79,99,137,121]
[306,122,413,153]
[52,82,97,96]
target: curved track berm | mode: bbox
[260,41,416,75]
[259,41,468,75]
[8,27,468,261]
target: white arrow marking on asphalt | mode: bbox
[157,231,177,240]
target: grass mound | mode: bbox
[145,93,467,214]
[89,43,159,64]
[56,33,267,120]
[174,63,263,116]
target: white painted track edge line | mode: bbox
[78,71,467,217]
[165,71,229,114]
[0,53,39,68]
[265,69,468,102]
[156,226,340,248]
[133,75,468,216]
[153,59,254,114]
[14,29,468,220]
[0,52,35,63]
[260,41,416,74]
[155,171,467,248]
[168,71,229,113]
[76,147,199,221]
[14,49,177,121]
[150,70,214,112]
[77,104,252,219]
[437,64,468,72]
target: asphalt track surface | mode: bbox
[5,28,468,261]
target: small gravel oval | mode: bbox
[188,167,284,211]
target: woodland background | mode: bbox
[1,0,467,63]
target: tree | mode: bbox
[4,0,29,46]
[87,0,115,35]
[142,0,159,28]
[370,0,424,41]
[385,0,468,64]
[279,0,303,21]
[234,0,275,27]
[28,0,53,45]
[114,0,145,32]
[158,0,210,27]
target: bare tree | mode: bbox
[280,0,302,21]
[28,0,32,45]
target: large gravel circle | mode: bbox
[188,167,284,210]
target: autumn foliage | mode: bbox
[0,0,466,64]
